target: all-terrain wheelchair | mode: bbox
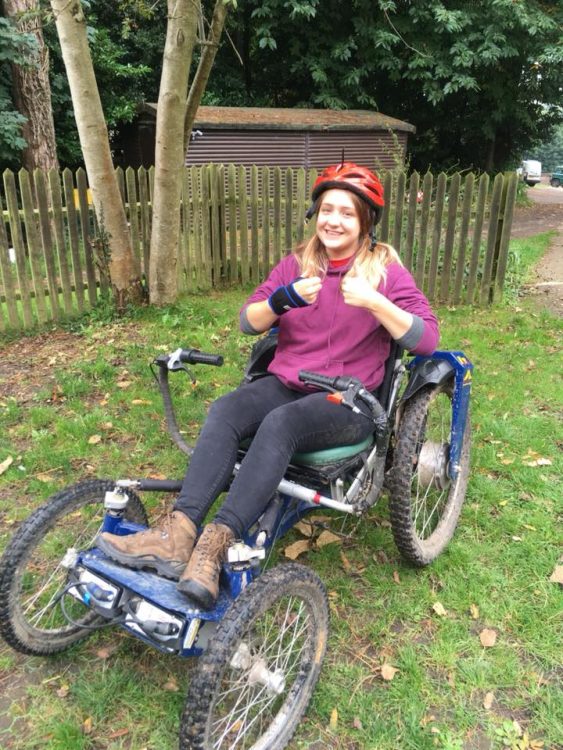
[0,335,472,750]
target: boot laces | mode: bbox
[193,526,232,574]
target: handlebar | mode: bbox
[154,348,224,371]
[298,370,361,391]
[298,369,387,427]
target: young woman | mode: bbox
[97,162,439,609]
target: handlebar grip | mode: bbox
[180,349,224,367]
[298,370,358,391]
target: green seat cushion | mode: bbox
[291,436,374,466]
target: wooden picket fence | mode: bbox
[0,164,517,331]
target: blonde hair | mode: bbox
[295,191,402,289]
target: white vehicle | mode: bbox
[521,159,542,186]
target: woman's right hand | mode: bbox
[293,274,322,304]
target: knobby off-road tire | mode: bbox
[388,382,470,566]
[0,479,148,656]
[180,563,329,750]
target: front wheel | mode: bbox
[550,178,561,188]
[0,479,148,656]
[180,563,329,750]
[388,382,470,565]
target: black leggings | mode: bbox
[173,375,374,538]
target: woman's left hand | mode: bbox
[341,275,382,312]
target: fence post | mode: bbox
[0,188,21,328]
[403,172,419,272]
[4,170,34,327]
[440,172,461,303]
[62,168,85,312]
[250,165,260,282]
[480,173,504,305]
[19,169,49,323]
[415,172,433,289]
[76,167,97,306]
[492,172,518,302]
[465,173,489,304]
[392,171,406,253]
[427,173,446,301]
[227,164,238,283]
[453,173,475,305]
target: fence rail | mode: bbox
[0,165,517,331]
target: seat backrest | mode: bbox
[374,340,404,411]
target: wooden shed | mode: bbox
[120,105,416,171]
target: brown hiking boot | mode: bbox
[177,523,234,609]
[96,511,196,580]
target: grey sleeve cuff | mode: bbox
[395,314,424,350]
[240,307,262,335]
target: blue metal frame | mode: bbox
[407,350,473,480]
[72,348,472,657]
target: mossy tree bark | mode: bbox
[50,0,144,310]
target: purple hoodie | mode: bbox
[242,254,439,392]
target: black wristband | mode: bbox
[268,279,308,316]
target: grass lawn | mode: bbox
[0,232,561,750]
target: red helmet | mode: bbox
[310,162,384,224]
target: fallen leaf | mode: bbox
[432,601,448,617]
[100,421,113,430]
[340,551,352,572]
[116,381,132,389]
[469,603,480,619]
[82,716,93,734]
[549,565,563,584]
[108,729,130,740]
[523,524,537,531]
[420,714,436,727]
[353,716,363,731]
[96,646,114,659]
[380,664,399,681]
[393,570,401,584]
[0,456,13,476]
[88,434,102,445]
[511,535,522,542]
[316,530,341,548]
[483,691,495,709]
[36,472,55,483]
[131,399,152,405]
[329,707,338,730]
[163,678,179,692]
[56,684,70,698]
[294,520,315,537]
[284,539,310,560]
[479,628,497,648]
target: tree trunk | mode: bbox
[149,0,200,305]
[4,0,59,171]
[184,0,229,151]
[50,0,144,310]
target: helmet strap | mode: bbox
[369,226,377,251]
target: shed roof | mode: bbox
[139,104,416,134]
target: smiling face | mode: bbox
[316,189,362,259]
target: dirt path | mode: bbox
[511,183,563,316]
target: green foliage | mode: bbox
[0,17,38,167]
[205,0,563,171]
[531,123,563,171]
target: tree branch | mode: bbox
[183,0,229,152]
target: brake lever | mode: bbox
[326,383,364,415]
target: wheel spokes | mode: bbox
[211,595,312,749]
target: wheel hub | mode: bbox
[417,441,450,490]
[230,642,286,696]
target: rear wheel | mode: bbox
[180,563,329,750]
[388,382,470,565]
[0,479,147,655]
[550,178,561,188]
